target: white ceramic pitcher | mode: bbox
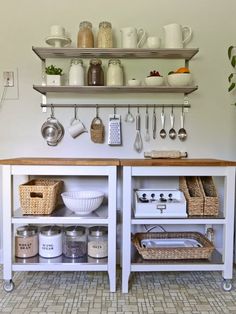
[120,27,146,48]
[163,23,192,48]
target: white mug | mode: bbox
[163,23,192,48]
[68,118,87,138]
[120,27,147,48]
[147,36,161,48]
[50,25,65,38]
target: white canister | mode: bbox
[39,226,62,258]
[106,59,124,86]
[69,58,84,86]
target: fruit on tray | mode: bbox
[148,70,163,77]
[168,67,190,75]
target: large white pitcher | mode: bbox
[163,23,192,48]
[120,27,146,48]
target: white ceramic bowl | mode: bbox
[127,79,141,86]
[145,76,164,86]
[61,191,104,215]
[167,73,192,86]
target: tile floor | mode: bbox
[0,267,236,313]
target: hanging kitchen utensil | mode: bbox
[125,105,135,123]
[177,106,187,141]
[41,106,64,146]
[68,106,87,138]
[169,106,177,140]
[144,106,150,142]
[152,105,157,139]
[134,107,143,153]
[90,106,105,143]
[108,106,122,145]
[160,106,167,139]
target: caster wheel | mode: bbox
[3,280,14,292]
[222,280,232,292]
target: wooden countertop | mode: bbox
[119,158,236,167]
[0,157,236,167]
[0,158,120,166]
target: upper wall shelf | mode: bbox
[32,47,199,61]
[33,85,198,95]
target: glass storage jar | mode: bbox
[69,58,84,86]
[88,226,108,258]
[87,58,104,86]
[15,225,38,258]
[97,21,113,48]
[63,226,87,258]
[77,21,94,48]
[39,225,62,258]
[106,59,124,86]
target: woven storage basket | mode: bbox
[19,179,63,215]
[179,176,204,216]
[90,117,105,143]
[132,232,214,260]
[198,176,219,216]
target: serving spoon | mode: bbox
[178,107,187,141]
[169,107,177,140]
[160,106,166,139]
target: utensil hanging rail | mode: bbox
[40,103,191,109]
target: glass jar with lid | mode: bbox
[97,21,113,48]
[15,225,38,258]
[88,226,108,258]
[63,226,87,258]
[87,58,104,86]
[39,225,62,258]
[69,58,84,86]
[77,21,94,48]
[106,59,124,86]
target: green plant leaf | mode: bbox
[228,73,234,82]
[231,56,236,67]
[228,46,234,59]
[228,82,235,92]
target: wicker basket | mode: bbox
[198,176,219,216]
[19,179,63,215]
[132,232,214,260]
[90,117,105,144]
[179,176,204,216]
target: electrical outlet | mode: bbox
[3,71,14,87]
[0,68,19,100]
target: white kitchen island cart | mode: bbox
[0,158,118,292]
[120,158,236,293]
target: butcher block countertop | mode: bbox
[0,158,236,167]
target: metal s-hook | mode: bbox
[50,104,55,118]
[74,105,78,120]
[96,105,99,118]
[113,105,116,117]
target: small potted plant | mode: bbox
[45,65,63,86]
[228,46,236,104]
[145,70,164,86]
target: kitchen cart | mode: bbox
[120,158,236,293]
[0,158,118,292]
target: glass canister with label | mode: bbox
[88,226,108,258]
[97,21,113,48]
[106,59,124,86]
[15,225,38,258]
[63,226,87,258]
[87,58,104,86]
[39,225,62,258]
[69,58,84,86]
[77,21,94,48]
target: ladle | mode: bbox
[152,106,157,139]
[134,107,143,153]
[144,107,150,142]
[178,107,187,141]
[169,106,177,140]
[159,106,166,139]
[125,105,135,123]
